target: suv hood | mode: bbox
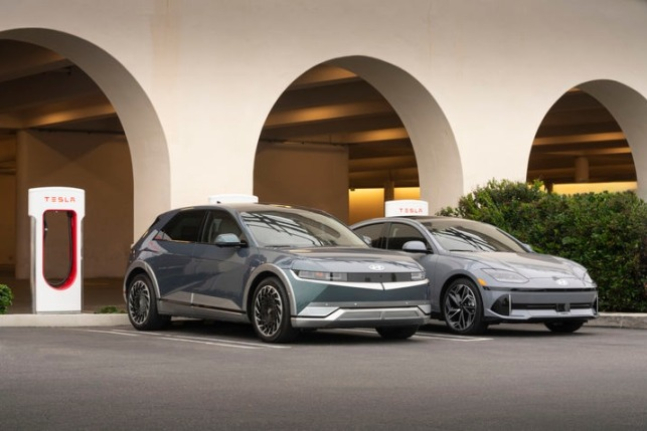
[285,247,423,273]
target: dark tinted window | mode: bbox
[353,224,386,248]
[386,223,427,251]
[158,210,206,242]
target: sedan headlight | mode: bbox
[482,268,528,284]
[298,270,348,282]
[582,271,595,285]
[411,271,426,281]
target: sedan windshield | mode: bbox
[241,209,368,248]
[421,220,527,253]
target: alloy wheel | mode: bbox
[128,279,151,326]
[254,284,283,338]
[444,283,477,332]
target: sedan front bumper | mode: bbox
[483,287,598,322]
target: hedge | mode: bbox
[438,179,647,312]
[0,284,13,314]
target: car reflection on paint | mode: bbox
[351,216,598,335]
[123,203,431,343]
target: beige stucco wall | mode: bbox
[0,134,16,266]
[254,141,349,221]
[0,0,645,265]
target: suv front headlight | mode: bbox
[297,270,348,282]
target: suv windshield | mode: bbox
[241,209,368,248]
[421,220,526,253]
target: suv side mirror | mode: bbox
[214,233,246,247]
[402,240,430,253]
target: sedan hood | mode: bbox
[285,247,423,273]
[457,251,583,279]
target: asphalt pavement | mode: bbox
[2,322,647,430]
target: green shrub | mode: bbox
[0,284,13,314]
[96,305,125,314]
[438,180,647,312]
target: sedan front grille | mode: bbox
[512,302,595,311]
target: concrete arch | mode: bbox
[330,56,461,213]
[0,28,170,238]
[258,55,460,215]
[578,80,647,202]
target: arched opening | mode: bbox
[528,81,646,200]
[0,30,169,310]
[254,56,460,224]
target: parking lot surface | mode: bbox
[1,322,646,430]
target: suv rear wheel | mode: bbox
[127,274,170,330]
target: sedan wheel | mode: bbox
[443,278,488,335]
[252,277,298,343]
[127,274,170,330]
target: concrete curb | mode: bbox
[1,312,646,329]
[586,313,647,330]
[0,313,129,327]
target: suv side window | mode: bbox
[202,211,244,243]
[386,223,427,251]
[353,223,386,248]
[157,210,207,242]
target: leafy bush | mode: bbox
[96,305,125,314]
[438,180,647,312]
[0,284,13,314]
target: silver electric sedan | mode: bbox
[123,204,431,343]
[352,216,598,335]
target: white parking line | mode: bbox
[78,329,139,337]
[159,336,261,350]
[330,328,492,342]
[73,328,290,350]
[413,332,493,342]
[155,333,290,349]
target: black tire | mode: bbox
[251,277,299,343]
[545,320,585,333]
[127,274,171,331]
[376,325,419,340]
[443,278,489,335]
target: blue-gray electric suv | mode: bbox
[123,203,431,343]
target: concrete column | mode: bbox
[384,178,395,202]
[14,131,29,279]
[575,156,589,183]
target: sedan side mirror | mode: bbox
[402,240,431,253]
[214,233,247,247]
